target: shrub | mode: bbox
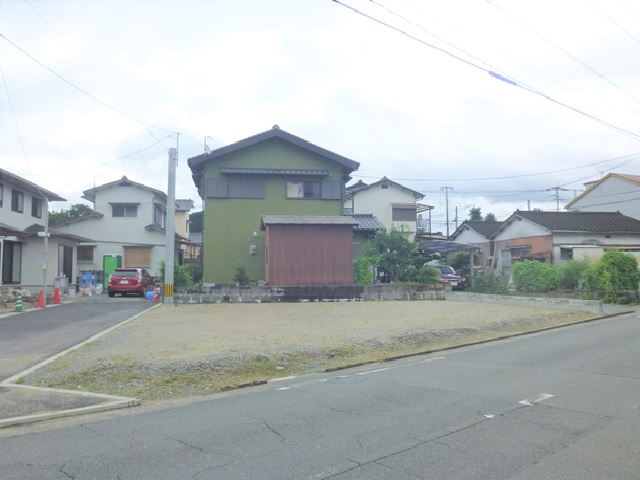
[233,266,250,286]
[512,260,558,292]
[557,259,590,289]
[472,270,508,294]
[583,250,640,303]
[415,265,441,285]
[354,256,375,285]
[159,260,194,287]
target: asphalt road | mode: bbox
[0,311,638,479]
[0,296,155,381]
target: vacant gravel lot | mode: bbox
[25,301,599,400]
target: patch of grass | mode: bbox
[14,376,25,385]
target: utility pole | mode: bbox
[546,186,569,212]
[441,186,453,237]
[164,147,177,304]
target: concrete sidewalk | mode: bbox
[0,384,140,428]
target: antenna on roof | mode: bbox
[204,136,212,154]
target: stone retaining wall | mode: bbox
[174,284,448,304]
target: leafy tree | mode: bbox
[415,265,441,284]
[49,203,93,226]
[353,256,375,285]
[512,260,558,292]
[557,259,590,289]
[159,260,194,287]
[468,207,483,221]
[233,266,250,286]
[584,250,639,302]
[484,212,497,222]
[366,225,428,283]
[450,251,470,277]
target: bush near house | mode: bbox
[583,250,640,303]
[556,259,591,290]
[512,260,558,292]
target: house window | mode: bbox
[286,181,320,199]
[154,205,166,227]
[123,246,151,267]
[77,245,94,262]
[31,197,43,218]
[510,246,531,258]
[1,240,22,284]
[392,207,417,222]
[560,248,573,260]
[11,189,24,213]
[112,204,138,217]
[58,245,73,279]
[0,182,4,207]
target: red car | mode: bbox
[434,265,467,290]
[108,267,155,297]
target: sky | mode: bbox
[2,0,640,235]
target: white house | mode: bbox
[565,173,640,219]
[51,176,190,287]
[449,220,502,268]
[0,168,89,292]
[344,177,429,236]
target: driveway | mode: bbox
[0,295,156,381]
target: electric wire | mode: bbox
[332,0,640,142]
[590,0,640,46]
[486,0,640,106]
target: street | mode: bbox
[0,296,155,380]
[0,312,639,479]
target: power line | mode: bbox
[486,0,640,106]
[331,0,640,142]
[0,32,177,135]
[590,0,640,46]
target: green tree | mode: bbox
[365,225,422,282]
[49,203,93,226]
[415,265,441,284]
[159,260,194,287]
[233,266,250,286]
[484,212,496,222]
[512,260,558,292]
[450,251,470,277]
[468,207,483,221]
[584,250,639,302]
[557,259,590,289]
[353,256,375,285]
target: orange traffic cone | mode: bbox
[153,287,159,302]
[37,290,45,308]
[54,287,62,305]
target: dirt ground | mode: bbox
[84,301,598,363]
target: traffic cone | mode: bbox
[15,293,23,313]
[37,290,45,308]
[54,287,62,305]
[153,287,159,302]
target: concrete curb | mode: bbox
[0,385,140,428]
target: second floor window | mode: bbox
[32,197,43,218]
[0,182,3,207]
[286,181,321,199]
[11,189,24,213]
[112,204,137,217]
[154,205,166,227]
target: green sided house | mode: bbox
[187,125,360,285]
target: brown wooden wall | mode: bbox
[265,224,354,285]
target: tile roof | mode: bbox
[219,168,330,176]
[351,214,386,231]
[82,176,166,203]
[345,176,424,200]
[504,210,640,233]
[463,220,503,238]
[0,168,66,202]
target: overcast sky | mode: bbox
[2,0,640,234]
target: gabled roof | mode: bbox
[261,215,359,230]
[346,176,424,200]
[450,220,502,240]
[0,168,66,202]
[188,125,360,194]
[565,172,640,208]
[418,239,480,254]
[82,176,166,203]
[495,210,640,236]
[351,213,386,231]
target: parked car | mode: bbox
[108,267,155,297]
[433,265,466,290]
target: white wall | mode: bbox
[351,185,419,233]
[568,176,640,219]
